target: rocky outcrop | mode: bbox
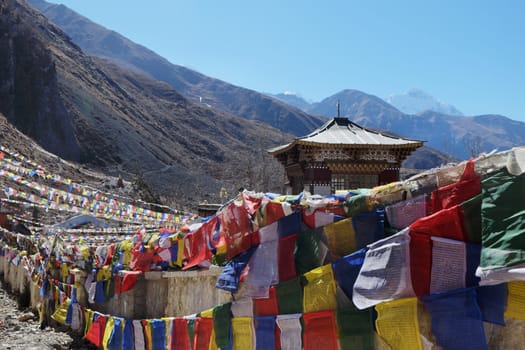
[0,0,80,160]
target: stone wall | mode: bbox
[0,255,231,319]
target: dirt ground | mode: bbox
[0,281,96,350]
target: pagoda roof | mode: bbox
[268,117,424,155]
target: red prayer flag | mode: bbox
[121,271,142,293]
[409,231,432,296]
[193,317,213,350]
[254,286,279,316]
[173,318,190,349]
[183,223,213,270]
[431,161,481,214]
[278,234,298,282]
[302,310,339,350]
[219,202,255,259]
[84,313,107,347]
[410,204,468,241]
[264,202,286,226]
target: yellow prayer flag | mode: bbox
[232,317,253,350]
[142,320,153,350]
[50,298,70,325]
[102,316,115,350]
[323,217,356,257]
[375,297,423,350]
[209,326,219,350]
[162,317,174,349]
[200,308,214,318]
[303,264,337,313]
[505,281,525,320]
[84,309,94,336]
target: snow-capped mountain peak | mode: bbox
[386,88,463,116]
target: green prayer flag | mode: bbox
[294,228,322,275]
[213,302,232,348]
[480,168,525,269]
[337,307,375,350]
[276,277,304,314]
[461,194,482,244]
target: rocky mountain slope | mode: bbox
[27,0,326,137]
[30,0,525,165]
[25,0,456,169]
[1,0,290,207]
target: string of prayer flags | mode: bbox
[6,146,525,350]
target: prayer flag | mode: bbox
[302,310,338,350]
[353,229,415,309]
[375,297,422,350]
[422,288,487,350]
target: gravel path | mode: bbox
[0,281,95,350]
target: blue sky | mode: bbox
[50,1,525,121]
